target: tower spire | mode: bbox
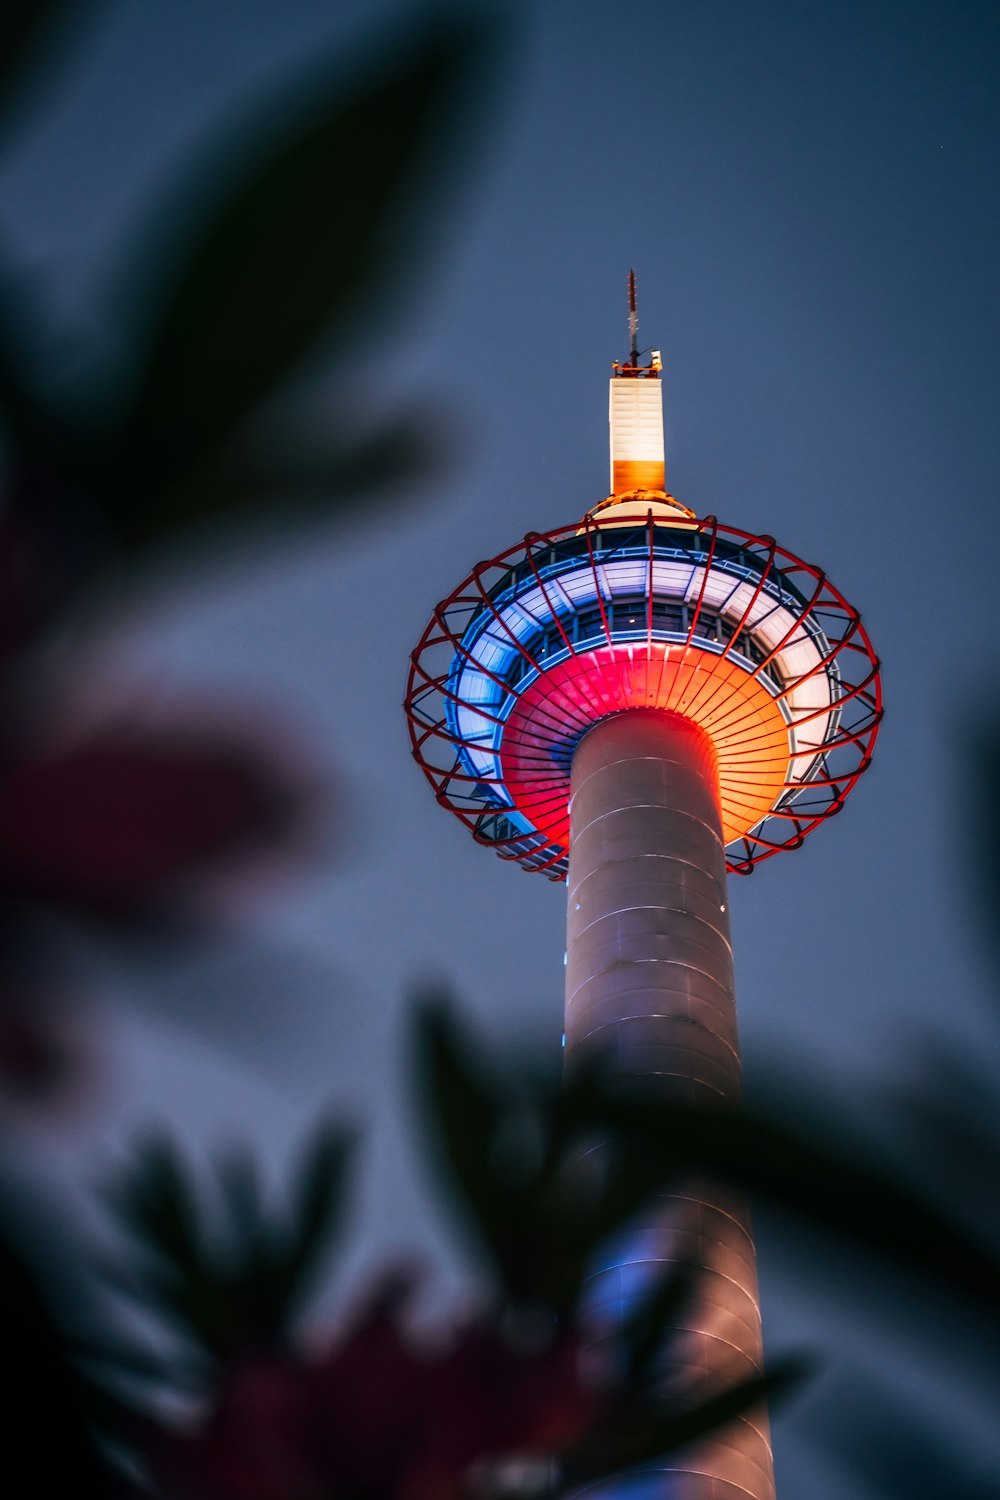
[609,270,667,498]
[628,266,639,367]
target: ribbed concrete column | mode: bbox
[565,709,775,1500]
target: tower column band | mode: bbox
[565,708,776,1500]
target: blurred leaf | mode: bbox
[418,1003,1000,1320]
[619,1262,694,1381]
[126,401,447,544]
[0,3,102,143]
[0,2,64,85]
[110,1120,353,1363]
[107,15,490,543]
[113,1137,204,1279]
[587,1090,1000,1314]
[415,998,519,1266]
[217,1146,262,1245]
[416,1000,586,1307]
[565,1361,805,1491]
[0,1231,126,1495]
[263,407,445,506]
[966,721,1000,987]
[416,1003,684,1312]
[69,1330,185,1390]
[110,1137,230,1356]
[266,1120,354,1331]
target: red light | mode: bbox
[501,643,789,849]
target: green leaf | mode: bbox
[107,14,490,541]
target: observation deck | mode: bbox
[406,504,881,878]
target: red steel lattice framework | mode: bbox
[405,509,882,878]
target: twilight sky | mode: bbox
[6,4,1000,1496]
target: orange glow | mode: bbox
[587,491,696,523]
[612,458,665,494]
[500,643,789,850]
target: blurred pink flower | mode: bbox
[151,1280,602,1500]
[0,506,310,1106]
[0,729,294,920]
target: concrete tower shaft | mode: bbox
[565,710,775,1500]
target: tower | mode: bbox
[405,280,882,1498]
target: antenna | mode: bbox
[628,267,639,367]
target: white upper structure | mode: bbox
[609,374,665,494]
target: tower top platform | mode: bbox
[406,508,881,877]
[405,308,881,878]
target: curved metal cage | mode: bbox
[405,511,882,878]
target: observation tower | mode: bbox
[405,276,881,1500]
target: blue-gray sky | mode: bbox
[6,4,1000,1496]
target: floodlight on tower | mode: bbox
[405,274,882,1500]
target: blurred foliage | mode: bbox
[0,3,491,614]
[99,23,469,548]
[0,0,493,1100]
[108,1124,353,1369]
[0,1230,133,1497]
[0,6,995,1500]
[83,1004,806,1499]
[0,6,499,1490]
[13,999,985,1499]
[418,1004,1000,1318]
[966,720,1000,985]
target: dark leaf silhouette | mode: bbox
[417,1001,1000,1319]
[0,2,101,145]
[416,998,618,1310]
[563,1361,804,1492]
[111,1122,353,1364]
[0,1231,128,1496]
[966,720,1000,989]
[414,997,518,1264]
[619,1261,695,1380]
[0,1,64,86]
[417,1001,724,1313]
[142,400,448,546]
[582,1089,1000,1316]
[274,1120,355,1326]
[106,16,488,545]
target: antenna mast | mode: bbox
[628,267,639,367]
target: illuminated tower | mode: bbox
[405,276,881,1499]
